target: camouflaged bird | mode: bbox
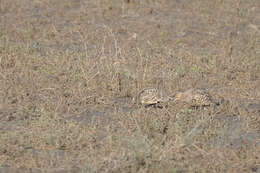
[137,88,174,106]
[173,88,216,107]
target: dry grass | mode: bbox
[0,0,259,172]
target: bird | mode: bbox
[173,88,216,107]
[137,88,174,106]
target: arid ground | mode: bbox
[0,0,260,172]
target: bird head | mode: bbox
[174,92,183,101]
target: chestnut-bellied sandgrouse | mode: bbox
[138,88,174,106]
[173,88,216,107]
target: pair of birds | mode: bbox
[138,88,216,107]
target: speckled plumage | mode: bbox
[174,88,215,107]
[138,88,173,106]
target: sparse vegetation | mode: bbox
[0,0,259,172]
